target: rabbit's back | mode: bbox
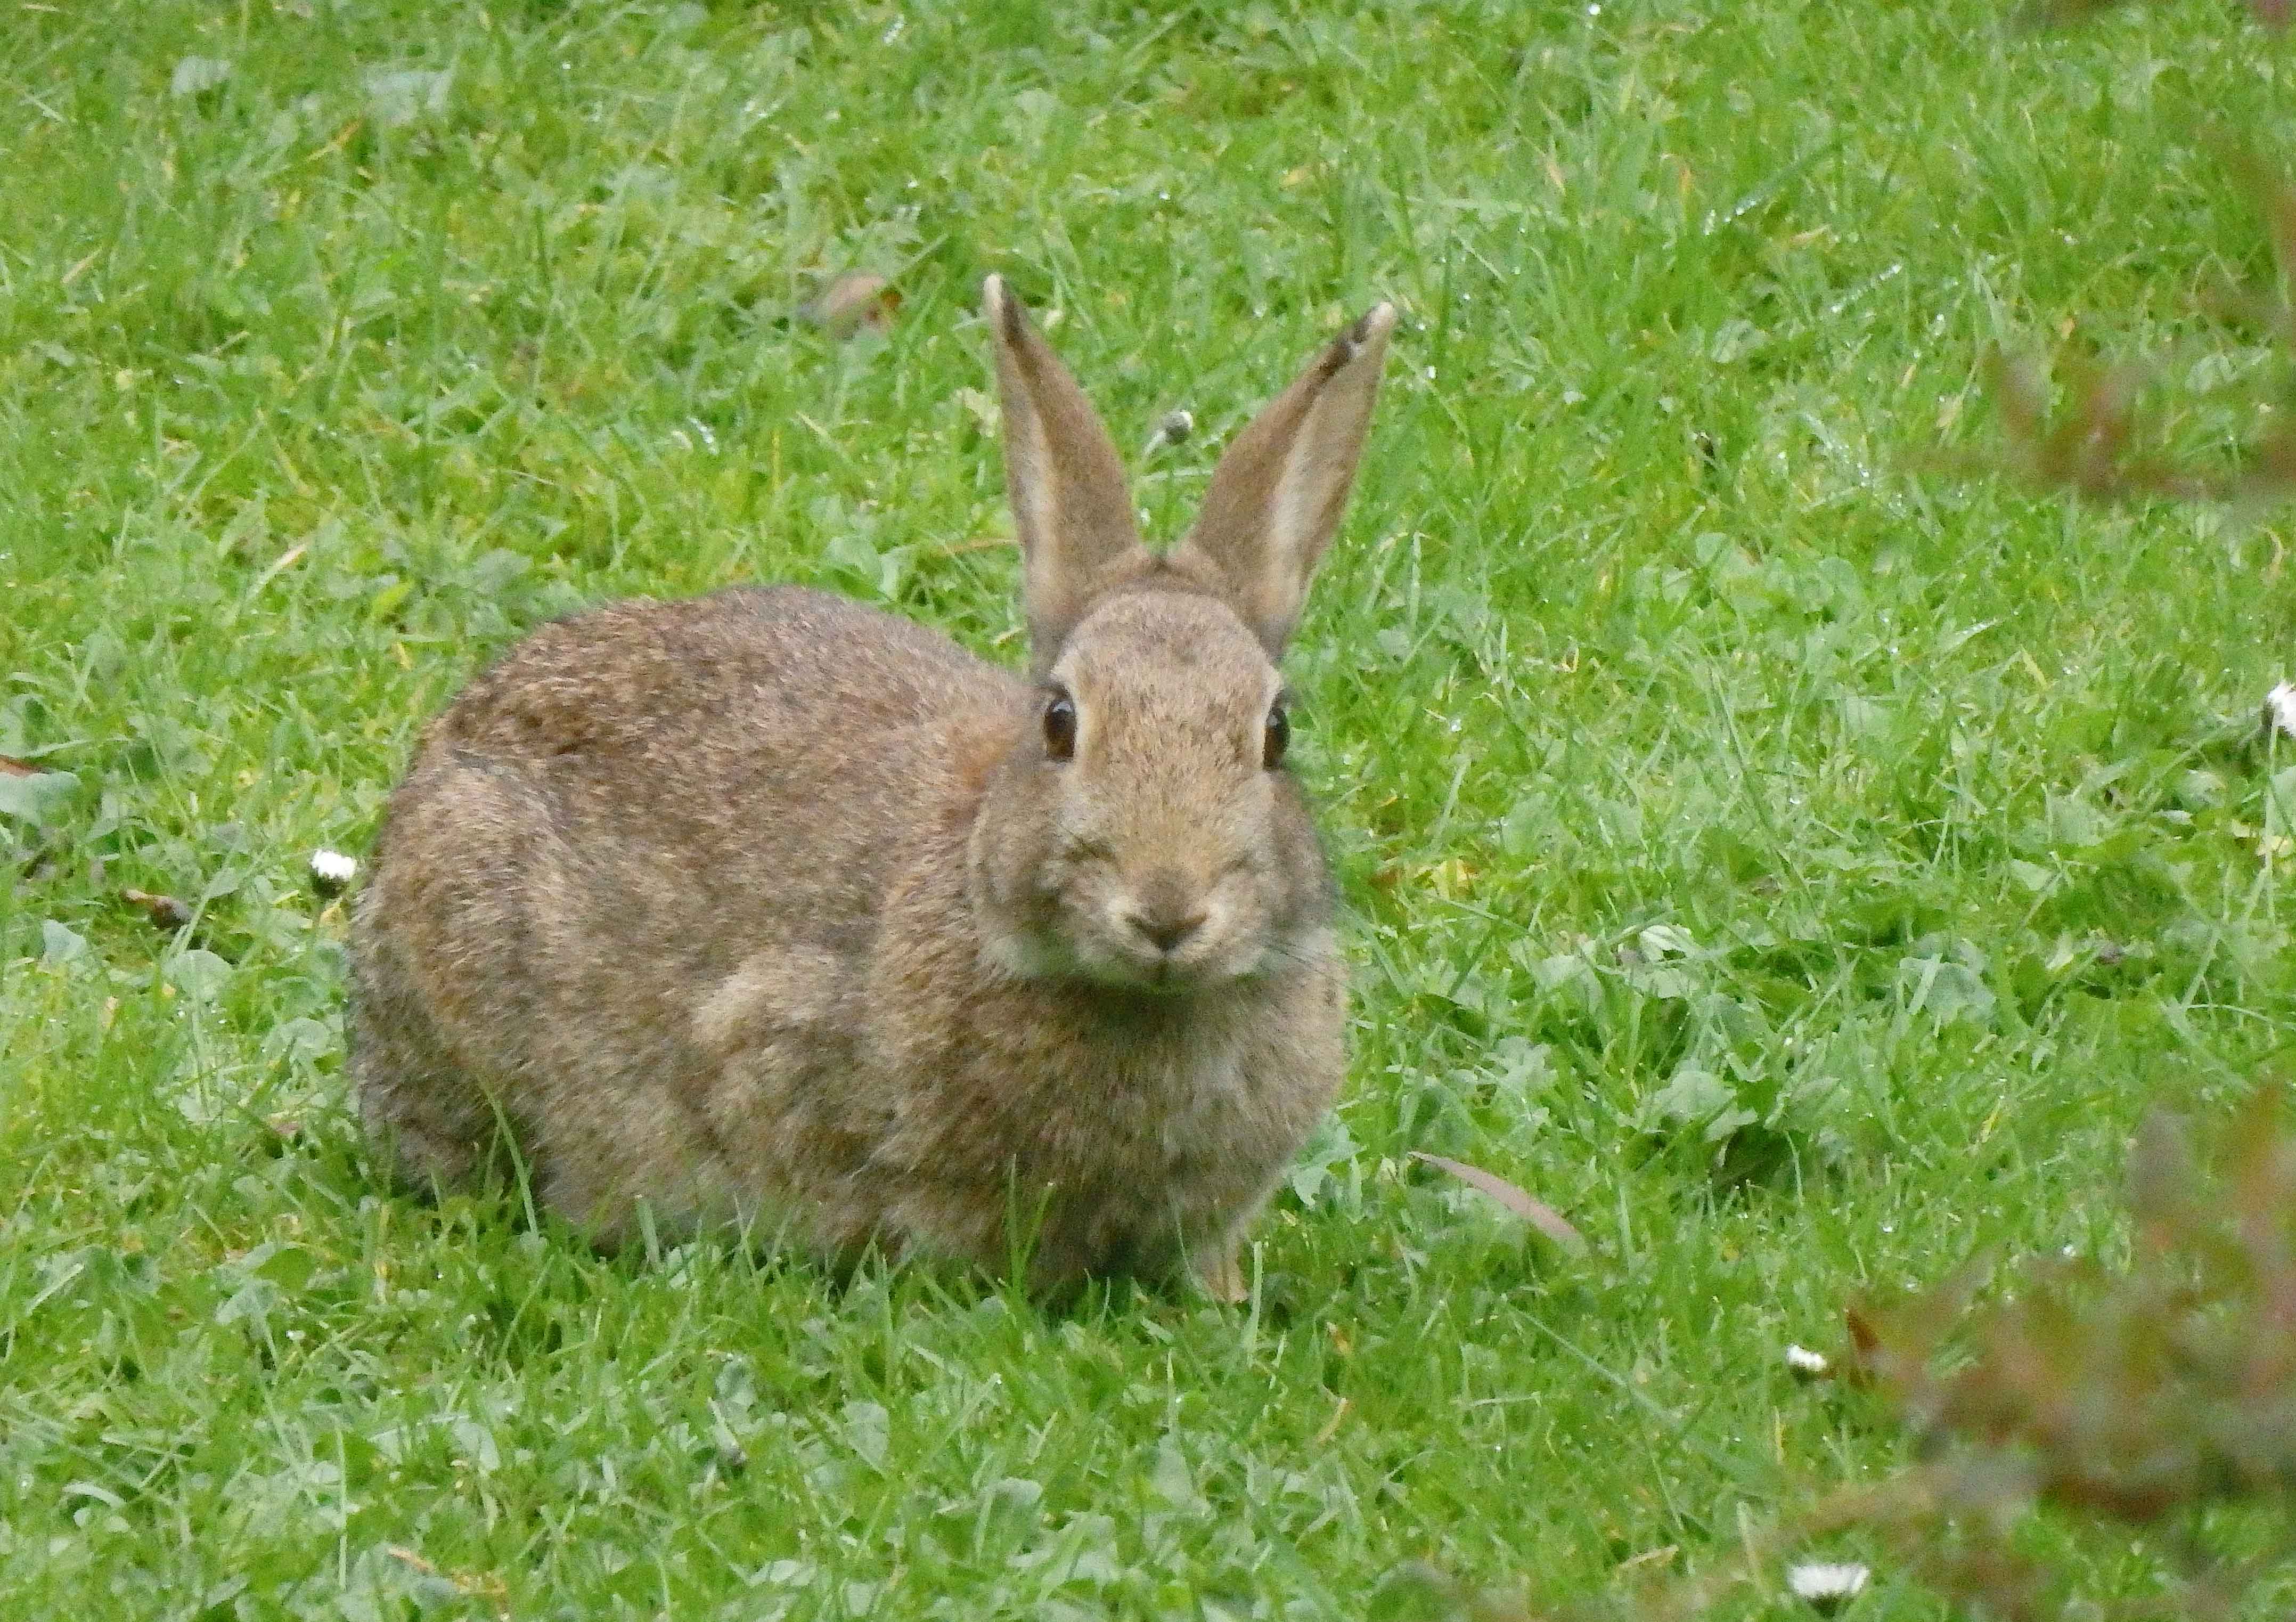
[438,585,1009,808]
[350,586,1026,1238]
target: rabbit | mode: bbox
[348,276,1395,1298]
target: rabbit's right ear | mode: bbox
[1169,302,1395,657]
[984,276,1150,673]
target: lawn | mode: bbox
[4,1,2294,1617]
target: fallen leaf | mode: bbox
[1844,1302,1881,1364]
[803,272,900,339]
[1409,1151,1588,1254]
[121,888,194,931]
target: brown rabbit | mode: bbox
[348,278,1395,1297]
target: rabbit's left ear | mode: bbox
[984,276,1152,673]
[1170,302,1395,656]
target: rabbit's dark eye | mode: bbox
[1043,690,1077,761]
[1263,700,1290,770]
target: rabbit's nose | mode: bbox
[1123,868,1208,953]
[1127,907,1207,955]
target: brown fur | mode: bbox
[349,279,1394,1295]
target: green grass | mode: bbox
[4,1,2295,1616]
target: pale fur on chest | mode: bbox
[677,922,1337,1275]
[865,923,1342,1275]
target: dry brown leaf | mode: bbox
[803,272,900,339]
[1409,1151,1589,1254]
[121,887,194,930]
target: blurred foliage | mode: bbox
[2023,0,2289,32]
[1383,1087,2296,1622]
[1981,0,2296,506]
[1979,150,2296,507]
[1836,1086,2296,1619]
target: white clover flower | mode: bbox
[1784,1343,1831,1378]
[309,849,358,894]
[2267,682,2296,741]
[1786,1562,1869,1611]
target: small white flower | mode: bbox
[1784,1343,1831,1378]
[1787,1562,1870,1610]
[309,849,358,894]
[2266,683,2296,741]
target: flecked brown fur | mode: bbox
[349,279,1394,1296]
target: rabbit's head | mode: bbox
[965,278,1394,996]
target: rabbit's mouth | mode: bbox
[981,912,1246,996]
[1078,918,1272,997]
[1115,953,1204,997]
[1065,937,1223,995]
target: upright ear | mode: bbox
[1169,302,1395,656]
[984,275,1150,672]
